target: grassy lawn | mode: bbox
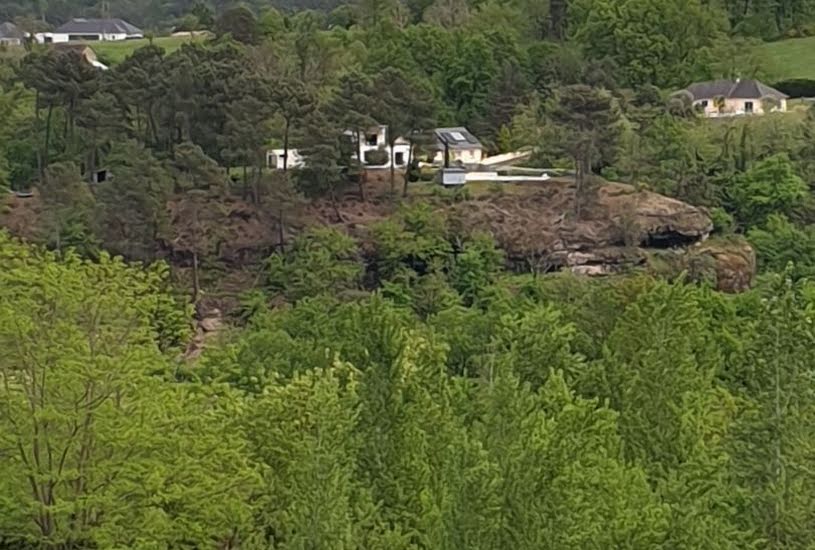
[753,35,815,81]
[92,35,206,65]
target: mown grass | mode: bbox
[92,35,206,65]
[753,35,815,81]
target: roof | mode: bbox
[54,18,143,36]
[682,79,787,101]
[434,127,483,150]
[0,22,25,39]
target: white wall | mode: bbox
[34,32,139,43]
[694,97,787,117]
[361,143,412,169]
[267,143,411,170]
[266,149,305,170]
[433,147,484,166]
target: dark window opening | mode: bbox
[700,100,708,108]
[745,101,754,113]
[69,34,99,41]
[91,169,108,184]
[395,152,405,165]
[366,134,378,146]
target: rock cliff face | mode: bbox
[437,178,754,292]
[446,179,716,274]
[0,176,756,295]
[691,238,756,293]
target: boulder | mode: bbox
[693,237,756,293]
[199,316,223,333]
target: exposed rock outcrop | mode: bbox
[446,179,715,276]
[1,175,755,299]
[692,237,756,293]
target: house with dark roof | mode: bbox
[35,18,143,44]
[433,127,484,167]
[0,22,26,45]
[675,78,788,117]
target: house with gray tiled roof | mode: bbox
[675,78,788,117]
[35,18,143,44]
[0,22,26,45]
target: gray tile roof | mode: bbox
[55,18,142,36]
[683,79,787,101]
[0,22,25,39]
[434,127,483,150]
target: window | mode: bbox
[450,131,466,141]
[395,152,405,166]
[700,100,708,108]
[366,134,378,146]
[745,101,754,113]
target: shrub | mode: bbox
[267,227,363,301]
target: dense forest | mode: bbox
[6,0,815,38]
[5,0,815,547]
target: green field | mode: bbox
[753,35,815,81]
[91,35,206,65]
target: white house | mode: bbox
[35,18,143,43]
[266,148,305,170]
[675,79,788,118]
[266,125,413,171]
[347,125,412,169]
[433,127,484,168]
[0,22,26,45]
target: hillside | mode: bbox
[753,35,815,81]
[2,176,755,310]
[92,35,204,65]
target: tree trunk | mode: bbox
[192,250,200,303]
[34,90,42,180]
[278,206,285,253]
[62,105,69,147]
[356,130,366,201]
[389,140,396,193]
[402,140,414,197]
[87,140,97,184]
[549,0,567,40]
[147,104,159,148]
[574,156,583,219]
[242,165,248,201]
[329,185,342,223]
[43,103,54,176]
[283,118,290,172]
[251,164,260,205]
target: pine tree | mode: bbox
[547,85,621,218]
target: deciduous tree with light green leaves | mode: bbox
[0,233,257,548]
[727,153,808,229]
